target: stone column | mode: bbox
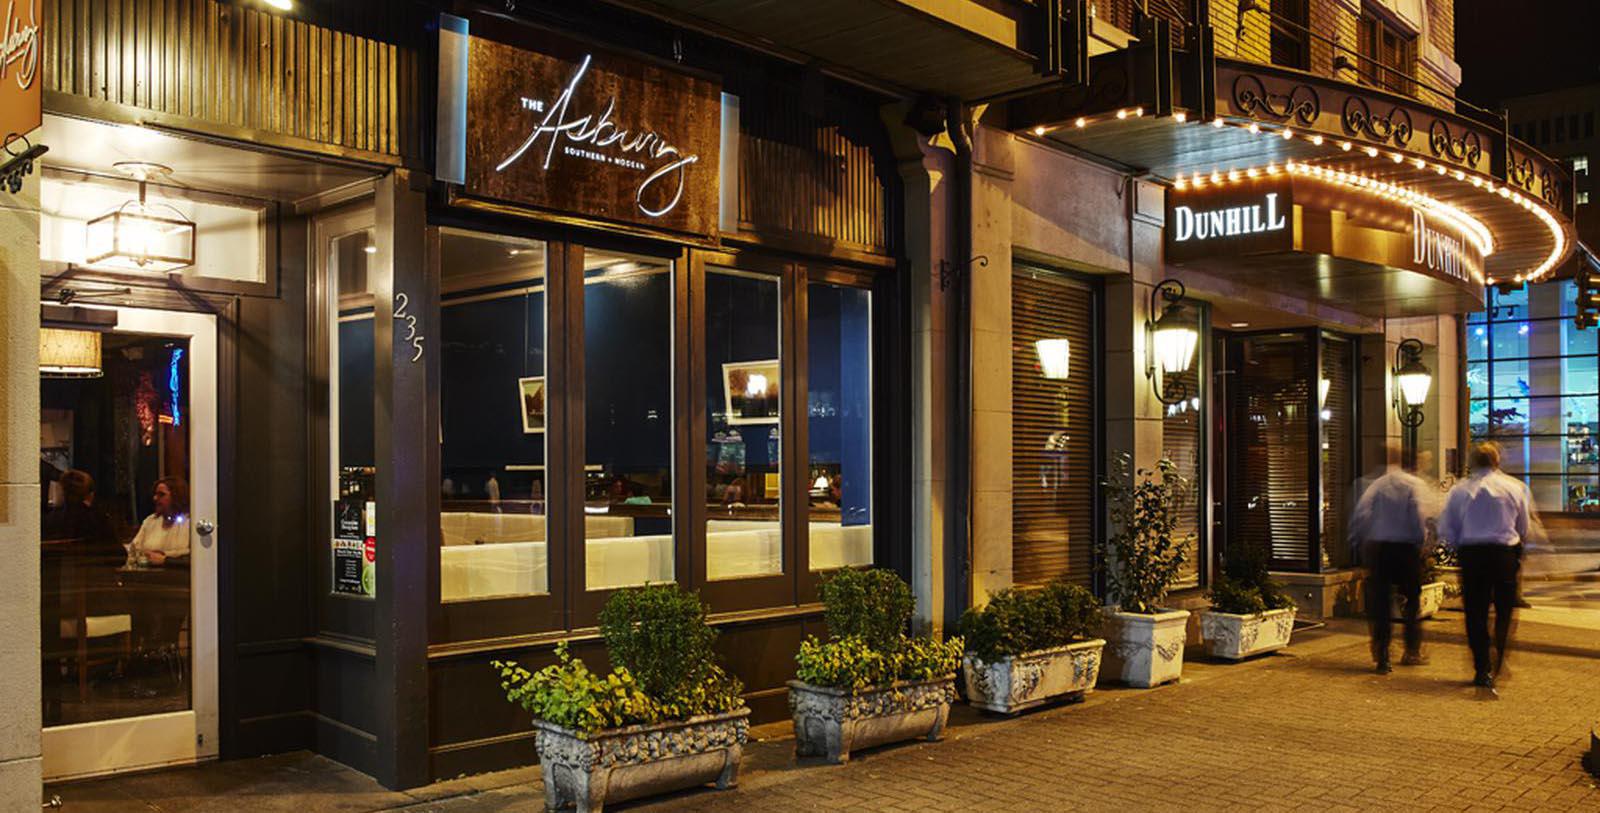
[968,125,1015,602]
[885,105,952,636]
[0,168,42,806]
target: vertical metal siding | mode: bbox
[43,0,414,160]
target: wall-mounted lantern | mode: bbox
[1146,279,1198,405]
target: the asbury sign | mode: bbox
[464,29,721,238]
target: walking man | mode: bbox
[1437,442,1539,691]
[1349,444,1437,673]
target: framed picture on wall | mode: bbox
[722,360,780,425]
[518,376,546,434]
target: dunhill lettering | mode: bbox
[1173,193,1287,242]
[1413,209,1470,282]
[0,0,38,90]
[497,54,700,218]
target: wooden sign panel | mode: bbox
[0,0,42,139]
[464,30,721,239]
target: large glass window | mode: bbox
[584,251,675,590]
[1470,281,1600,511]
[807,281,874,571]
[1162,305,1206,588]
[329,227,376,600]
[437,230,549,602]
[703,267,783,580]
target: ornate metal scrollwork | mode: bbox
[1232,74,1319,126]
[1539,169,1563,207]
[1427,120,1482,166]
[1341,96,1414,147]
[1509,155,1536,190]
[0,133,46,194]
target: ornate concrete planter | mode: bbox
[962,638,1105,714]
[787,675,956,763]
[1099,608,1190,688]
[1200,607,1296,660]
[1392,581,1446,620]
[532,708,749,812]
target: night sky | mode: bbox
[1455,0,1600,108]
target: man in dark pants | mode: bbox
[1437,442,1539,692]
[1349,447,1436,673]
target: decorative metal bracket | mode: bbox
[938,255,988,291]
[1393,337,1427,429]
[0,133,46,194]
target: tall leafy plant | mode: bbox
[796,568,963,691]
[1099,454,1191,615]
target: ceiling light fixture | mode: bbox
[85,162,196,274]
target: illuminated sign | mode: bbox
[456,26,721,239]
[0,0,41,139]
[1171,193,1287,242]
[1412,208,1472,284]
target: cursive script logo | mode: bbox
[1412,209,1470,282]
[0,0,38,91]
[497,54,700,218]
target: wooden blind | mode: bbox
[1229,334,1313,570]
[1320,336,1356,569]
[1163,362,1204,588]
[1011,270,1096,588]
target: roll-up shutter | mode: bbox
[1320,335,1357,569]
[1011,269,1097,587]
[1163,361,1205,589]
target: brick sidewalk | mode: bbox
[53,614,1600,812]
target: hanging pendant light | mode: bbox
[1034,338,1071,380]
[39,328,103,378]
[84,162,196,274]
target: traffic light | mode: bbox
[1577,268,1600,330]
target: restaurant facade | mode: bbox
[0,0,1578,804]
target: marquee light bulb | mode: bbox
[1281,128,1294,140]
[1174,112,1188,123]
[1248,123,1260,134]
[1310,135,1324,146]
[1339,141,1352,151]
[1075,117,1087,128]
[1213,118,1226,128]
[1365,146,1380,158]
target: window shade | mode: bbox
[1163,362,1205,588]
[1230,335,1313,570]
[1321,336,1356,568]
[1011,270,1096,588]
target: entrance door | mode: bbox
[40,306,219,780]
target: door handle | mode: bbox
[196,519,216,537]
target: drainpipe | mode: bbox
[944,99,974,632]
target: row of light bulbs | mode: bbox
[1031,108,1569,285]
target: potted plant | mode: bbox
[788,568,964,763]
[959,579,1105,714]
[494,584,748,812]
[1200,542,1297,661]
[1397,544,1452,620]
[1097,456,1192,688]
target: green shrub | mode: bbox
[818,568,913,651]
[1099,456,1192,614]
[1206,575,1267,615]
[494,584,744,732]
[797,568,962,691]
[493,644,660,734]
[959,580,1101,663]
[1220,540,1295,612]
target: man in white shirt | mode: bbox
[1348,445,1439,673]
[1437,442,1539,690]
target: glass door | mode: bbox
[40,306,219,780]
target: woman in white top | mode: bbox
[128,477,190,566]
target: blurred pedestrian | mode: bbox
[1349,444,1438,673]
[1437,442,1540,692]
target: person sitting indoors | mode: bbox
[43,469,122,562]
[127,477,191,568]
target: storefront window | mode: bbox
[703,268,783,580]
[584,251,675,590]
[806,281,874,571]
[1162,304,1206,588]
[1471,282,1600,511]
[437,230,549,602]
[1320,336,1356,569]
[329,228,376,599]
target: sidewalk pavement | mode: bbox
[52,613,1600,812]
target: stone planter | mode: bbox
[962,639,1105,715]
[1200,607,1296,660]
[1393,581,1446,620]
[1099,608,1190,688]
[532,708,749,812]
[788,675,956,763]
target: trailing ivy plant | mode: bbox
[795,568,963,691]
[493,584,744,734]
[1098,454,1192,615]
[959,579,1101,663]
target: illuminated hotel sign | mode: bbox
[445,20,721,238]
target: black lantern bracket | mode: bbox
[1393,337,1428,429]
[937,255,988,291]
[0,132,47,195]
[1146,278,1192,406]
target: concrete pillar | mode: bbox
[0,168,43,806]
[968,125,1015,603]
[886,106,952,636]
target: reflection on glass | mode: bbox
[807,282,874,571]
[438,230,549,602]
[704,268,783,580]
[585,251,674,590]
[41,334,192,726]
